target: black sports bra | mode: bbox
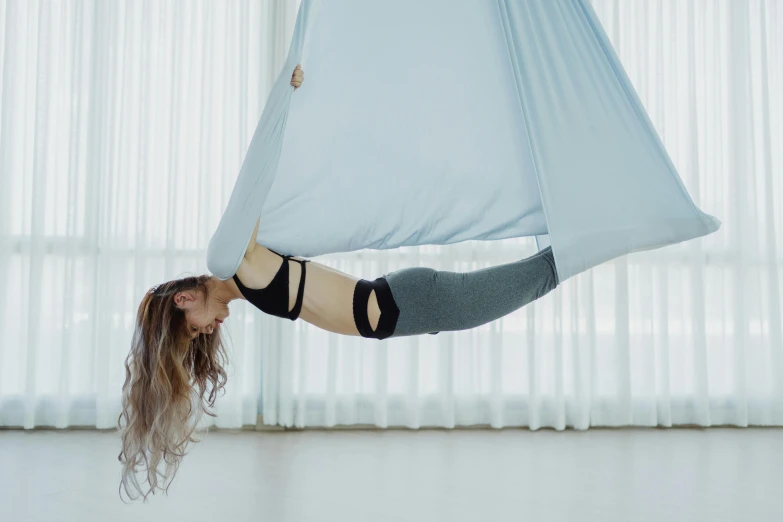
[232,248,310,321]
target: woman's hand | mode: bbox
[290,64,304,90]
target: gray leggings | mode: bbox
[380,246,559,338]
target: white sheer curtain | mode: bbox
[1,0,781,432]
[0,0,301,429]
[261,0,783,430]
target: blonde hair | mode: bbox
[117,275,229,502]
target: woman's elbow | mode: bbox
[206,237,238,281]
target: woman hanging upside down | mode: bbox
[117,64,559,502]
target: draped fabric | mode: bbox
[207,0,721,285]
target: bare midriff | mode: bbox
[233,244,381,336]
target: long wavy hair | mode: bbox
[117,275,229,502]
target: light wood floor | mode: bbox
[2,427,781,522]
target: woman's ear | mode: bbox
[173,290,198,310]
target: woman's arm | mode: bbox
[243,67,302,259]
[245,217,260,257]
[242,66,302,260]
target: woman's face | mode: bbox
[175,288,230,339]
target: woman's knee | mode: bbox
[385,266,438,297]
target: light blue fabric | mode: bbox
[207,0,721,284]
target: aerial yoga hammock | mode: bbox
[205,0,722,340]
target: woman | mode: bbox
[117,65,559,502]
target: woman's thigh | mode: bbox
[383,248,557,337]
